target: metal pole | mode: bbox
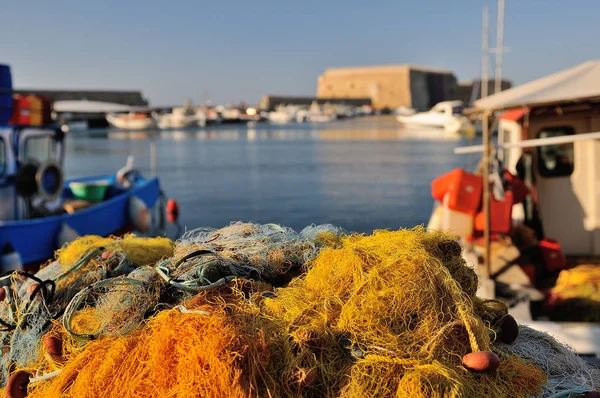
[150,129,157,177]
[482,110,491,279]
[481,5,489,99]
[495,0,505,94]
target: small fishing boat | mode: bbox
[0,125,170,271]
[106,112,157,130]
[157,100,199,129]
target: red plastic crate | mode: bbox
[9,95,32,125]
[539,238,565,273]
[474,191,514,234]
[431,169,483,215]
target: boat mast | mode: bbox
[494,0,505,94]
[481,5,489,99]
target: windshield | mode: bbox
[23,135,57,163]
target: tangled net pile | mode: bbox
[547,265,600,322]
[0,223,598,398]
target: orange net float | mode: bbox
[166,199,179,224]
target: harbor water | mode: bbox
[64,116,480,233]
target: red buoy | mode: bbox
[26,284,38,296]
[462,351,500,372]
[6,370,31,398]
[166,199,180,224]
[43,334,64,363]
[0,287,6,302]
[584,392,600,398]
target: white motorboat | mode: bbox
[396,100,464,128]
[395,106,416,116]
[268,111,294,124]
[158,109,198,129]
[106,112,157,130]
[157,100,199,129]
[397,100,473,136]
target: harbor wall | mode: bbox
[13,89,148,106]
[316,65,458,111]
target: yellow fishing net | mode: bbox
[6,228,551,397]
[548,264,600,322]
[55,234,174,270]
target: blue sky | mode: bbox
[1,0,598,106]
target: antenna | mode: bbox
[494,0,505,94]
[481,5,489,99]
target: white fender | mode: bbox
[129,195,150,233]
[57,223,80,249]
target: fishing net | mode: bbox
[261,228,545,397]
[496,325,600,396]
[0,235,174,387]
[547,265,600,322]
[63,266,160,341]
[25,307,251,398]
[3,225,598,398]
[163,222,344,291]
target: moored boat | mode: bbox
[0,125,169,271]
[106,112,157,130]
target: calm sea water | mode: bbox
[64,116,480,233]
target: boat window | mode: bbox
[23,135,57,163]
[0,138,5,177]
[452,105,464,115]
[537,127,575,178]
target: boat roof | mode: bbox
[53,100,151,113]
[474,60,600,111]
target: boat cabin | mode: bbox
[431,100,465,116]
[477,60,600,257]
[0,126,64,221]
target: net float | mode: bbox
[101,251,113,260]
[166,198,180,224]
[0,286,6,302]
[43,334,64,363]
[584,392,600,398]
[6,370,31,398]
[26,283,39,296]
[462,351,500,372]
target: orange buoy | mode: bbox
[166,199,180,224]
[6,370,31,398]
[462,351,500,372]
[26,284,39,296]
[43,334,64,363]
[497,314,519,344]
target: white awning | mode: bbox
[53,100,150,113]
[474,60,600,111]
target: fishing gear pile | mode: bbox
[0,223,598,398]
[547,264,600,322]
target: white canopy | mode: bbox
[474,60,600,111]
[53,100,150,113]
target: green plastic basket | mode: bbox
[69,180,110,201]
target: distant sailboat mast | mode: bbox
[494,0,505,94]
[481,4,489,99]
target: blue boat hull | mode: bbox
[0,175,161,266]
